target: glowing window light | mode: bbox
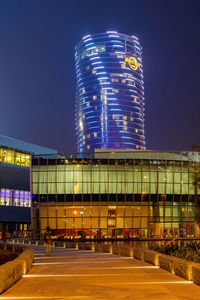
[90,56,100,60]
[107,31,118,33]
[82,34,91,40]
[83,38,92,43]
[135,45,141,51]
[98,77,109,80]
[91,62,101,65]
[93,66,104,69]
[113,45,124,48]
[84,42,94,47]
[87,46,96,50]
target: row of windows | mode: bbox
[0,188,31,207]
[0,147,30,167]
[78,44,106,61]
[32,193,196,202]
[82,145,144,150]
[32,157,199,167]
[77,72,142,86]
[81,127,141,138]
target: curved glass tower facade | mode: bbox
[75,32,145,152]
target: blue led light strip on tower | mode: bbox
[75,32,146,152]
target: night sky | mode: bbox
[0,0,200,152]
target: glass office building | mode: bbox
[75,32,145,152]
[31,151,200,239]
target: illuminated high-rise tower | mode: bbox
[75,32,145,152]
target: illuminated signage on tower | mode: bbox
[125,56,141,70]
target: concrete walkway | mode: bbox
[0,244,200,299]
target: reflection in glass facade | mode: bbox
[75,32,145,152]
[31,151,200,239]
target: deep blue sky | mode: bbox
[0,0,199,152]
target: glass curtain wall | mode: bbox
[0,146,30,166]
[32,152,200,239]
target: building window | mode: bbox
[121,79,126,83]
[86,102,90,107]
[123,121,127,125]
[134,97,137,102]
[86,66,90,70]
[83,114,85,119]
[83,99,85,103]
[112,89,119,93]
[82,88,85,93]
[83,135,85,140]
[87,145,90,150]
[130,117,134,121]
[123,116,127,120]
[92,69,96,74]
[95,106,97,110]
[87,134,91,138]
[94,133,97,137]
[93,95,97,100]
[123,127,128,131]
[135,129,138,133]
[121,63,126,67]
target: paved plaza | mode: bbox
[0,244,200,299]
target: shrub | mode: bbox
[0,249,18,266]
[152,242,200,263]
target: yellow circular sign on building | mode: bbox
[125,56,141,71]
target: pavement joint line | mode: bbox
[115,281,194,285]
[33,261,145,265]
[0,296,92,300]
[32,263,159,269]
[0,296,68,300]
[33,255,133,260]
[23,273,165,278]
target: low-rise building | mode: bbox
[31,150,200,239]
[0,135,57,237]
